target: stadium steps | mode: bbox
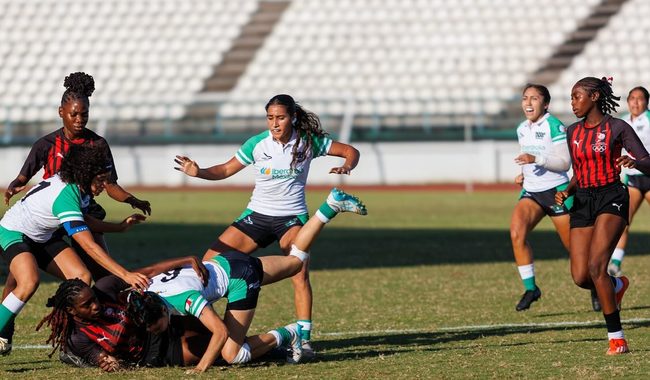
[183,1,291,128]
[528,0,629,86]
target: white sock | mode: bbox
[611,248,625,262]
[269,329,282,346]
[608,330,625,340]
[2,292,25,314]
[289,244,309,262]
[517,264,535,280]
[315,210,330,224]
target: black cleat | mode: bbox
[590,288,601,312]
[59,350,91,368]
[515,286,542,311]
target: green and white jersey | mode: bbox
[622,110,650,176]
[516,113,569,192]
[235,130,332,216]
[0,174,84,243]
[146,260,229,318]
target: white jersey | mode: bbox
[621,110,650,176]
[235,130,332,216]
[147,261,229,318]
[0,174,84,243]
[516,113,569,192]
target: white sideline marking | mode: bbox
[15,317,650,349]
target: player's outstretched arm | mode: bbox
[186,306,228,374]
[134,256,209,286]
[174,156,246,180]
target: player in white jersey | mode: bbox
[127,188,367,373]
[0,146,149,355]
[610,86,650,276]
[173,94,360,356]
[510,84,572,311]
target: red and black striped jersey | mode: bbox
[19,128,117,182]
[567,115,650,188]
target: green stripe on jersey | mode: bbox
[0,226,23,250]
[237,131,269,165]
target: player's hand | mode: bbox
[126,196,151,215]
[98,353,120,372]
[555,190,569,205]
[514,153,536,165]
[174,155,200,177]
[120,214,147,232]
[514,174,524,186]
[329,165,351,175]
[185,367,206,375]
[122,271,150,291]
[4,185,26,205]
[190,256,210,287]
[616,155,636,169]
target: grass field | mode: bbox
[4,187,650,379]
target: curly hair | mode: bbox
[61,72,95,106]
[265,94,328,170]
[125,291,166,327]
[58,144,111,193]
[575,77,620,115]
[36,279,88,357]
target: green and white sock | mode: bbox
[611,248,625,266]
[269,326,292,347]
[0,293,25,333]
[315,202,337,223]
[517,264,536,291]
[297,320,312,341]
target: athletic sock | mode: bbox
[0,293,25,332]
[269,326,292,347]
[289,244,309,262]
[517,264,536,291]
[315,202,337,224]
[297,320,312,341]
[611,248,625,265]
[604,310,624,338]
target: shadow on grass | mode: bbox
[303,319,650,362]
[2,223,650,281]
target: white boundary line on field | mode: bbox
[15,317,650,349]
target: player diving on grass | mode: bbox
[42,188,366,373]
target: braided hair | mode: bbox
[125,291,166,327]
[36,279,88,357]
[265,94,328,170]
[61,72,95,106]
[59,144,111,194]
[575,77,620,115]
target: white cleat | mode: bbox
[0,337,12,356]
[284,323,303,364]
[327,188,368,215]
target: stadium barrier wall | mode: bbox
[0,141,523,187]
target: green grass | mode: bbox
[4,188,650,379]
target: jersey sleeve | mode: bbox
[547,115,567,145]
[67,330,105,366]
[52,184,84,224]
[620,119,650,160]
[101,141,119,183]
[18,137,50,179]
[235,131,268,166]
[163,290,209,318]
[311,134,333,158]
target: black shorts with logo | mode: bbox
[519,185,571,216]
[570,182,629,228]
[626,174,650,195]
[226,209,307,248]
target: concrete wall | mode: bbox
[0,141,523,187]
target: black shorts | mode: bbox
[626,174,650,195]
[0,235,69,270]
[519,185,571,216]
[226,210,307,248]
[216,251,263,311]
[570,182,629,228]
[140,316,185,367]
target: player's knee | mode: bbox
[587,259,606,279]
[15,276,40,299]
[509,226,526,246]
[227,343,252,364]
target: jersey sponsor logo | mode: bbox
[597,132,606,141]
[573,139,582,147]
[535,131,546,139]
[259,167,305,179]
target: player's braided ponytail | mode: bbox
[575,76,620,115]
[36,278,88,357]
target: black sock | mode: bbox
[604,310,622,333]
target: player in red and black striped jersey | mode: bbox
[0,72,151,353]
[557,77,650,355]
